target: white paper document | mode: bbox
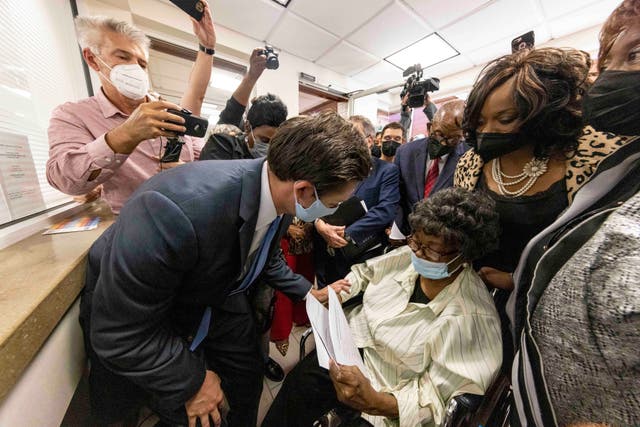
[306,287,368,376]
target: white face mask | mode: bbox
[96,56,149,100]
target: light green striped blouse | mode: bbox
[341,246,502,427]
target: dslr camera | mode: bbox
[260,45,279,70]
[166,108,208,138]
[400,64,440,108]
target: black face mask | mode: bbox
[427,137,452,158]
[583,70,640,136]
[370,144,382,158]
[382,141,401,157]
[473,132,529,162]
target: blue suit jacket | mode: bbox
[346,157,400,247]
[394,138,469,235]
[87,159,311,408]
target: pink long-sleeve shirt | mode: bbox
[46,88,204,213]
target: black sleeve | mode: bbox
[423,103,437,121]
[90,191,206,410]
[217,96,246,128]
[200,133,252,160]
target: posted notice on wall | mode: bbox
[0,131,45,224]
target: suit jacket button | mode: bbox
[187,335,194,343]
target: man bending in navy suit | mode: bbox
[80,112,372,427]
[314,115,400,286]
[392,100,469,240]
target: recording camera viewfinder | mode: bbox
[166,108,208,138]
[511,31,535,53]
[400,64,440,108]
[261,45,280,70]
[168,0,205,21]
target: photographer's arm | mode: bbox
[217,48,267,127]
[180,0,215,117]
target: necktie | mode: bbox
[190,216,282,351]
[423,158,440,198]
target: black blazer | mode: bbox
[87,159,311,409]
[393,138,469,235]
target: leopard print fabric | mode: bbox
[453,126,639,203]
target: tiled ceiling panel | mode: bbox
[538,0,601,19]
[403,0,491,30]
[352,60,403,86]
[439,0,544,53]
[423,55,475,79]
[465,25,550,65]
[347,1,433,58]
[547,0,621,39]
[212,0,284,41]
[289,0,392,37]
[316,42,380,76]
[268,12,340,61]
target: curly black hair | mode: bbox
[463,47,590,158]
[247,93,288,128]
[408,188,500,261]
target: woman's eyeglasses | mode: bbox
[407,234,459,262]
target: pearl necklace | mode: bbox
[491,157,549,197]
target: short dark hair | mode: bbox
[408,188,499,261]
[247,93,288,128]
[268,112,373,195]
[463,47,589,158]
[381,122,404,139]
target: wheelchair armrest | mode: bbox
[441,393,484,427]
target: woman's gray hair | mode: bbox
[74,16,150,55]
[408,187,500,261]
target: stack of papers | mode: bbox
[43,216,100,235]
[306,287,368,376]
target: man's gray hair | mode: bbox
[74,16,150,55]
[349,115,376,138]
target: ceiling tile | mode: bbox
[464,25,550,65]
[538,0,601,19]
[213,0,284,41]
[347,1,433,58]
[547,0,622,39]
[423,55,475,78]
[268,12,340,61]
[403,0,491,30]
[439,0,544,53]
[316,42,380,76]
[352,61,403,86]
[289,0,391,37]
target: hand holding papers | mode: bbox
[306,287,367,376]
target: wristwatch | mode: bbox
[199,44,215,55]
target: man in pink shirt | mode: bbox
[47,2,216,214]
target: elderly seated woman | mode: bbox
[262,187,503,427]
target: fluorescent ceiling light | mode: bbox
[385,33,459,72]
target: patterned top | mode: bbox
[454,126,634,204]
[530,190,640,426]
[340,246,502,427]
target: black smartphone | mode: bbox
[168,0,205,21]
[160,138,185,163]
[511,31,535,53]
[167,108,208,138]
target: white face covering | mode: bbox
[96,56,150,100]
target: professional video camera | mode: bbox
[261,45,279,70]
[399,64,440,108]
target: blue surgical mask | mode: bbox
[411,251,463,280]
[294,184,339,222]
[249,126,269,158]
